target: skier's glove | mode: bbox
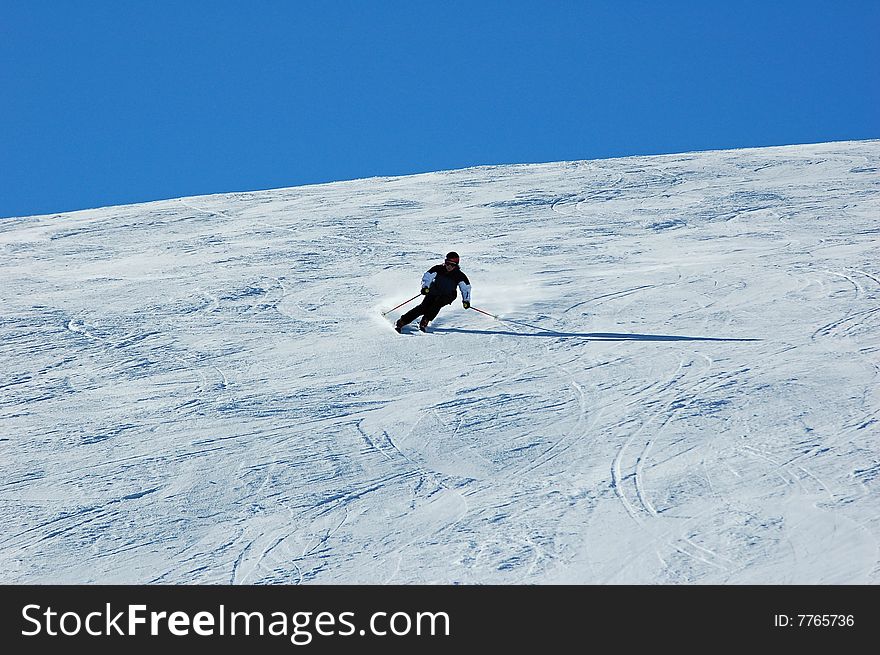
[421,287,430,295]
[462,300,470,309]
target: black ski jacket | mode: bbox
[422,265,471,304]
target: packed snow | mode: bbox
[1,140,878,584]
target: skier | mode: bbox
[395,252,471,333]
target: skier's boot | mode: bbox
[394,319,404,333]
[419,318,429,332]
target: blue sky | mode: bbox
[1,1,878,218]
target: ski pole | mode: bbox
[381,293,421,316]
[470,306,500,319]
[470,306,548,332]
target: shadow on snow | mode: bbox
[433,327,760,342]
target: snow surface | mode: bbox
[1,141,879,584]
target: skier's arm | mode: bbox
[459,281,471,304]
[421,270,437,292]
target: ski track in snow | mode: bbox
[1,140,879,584]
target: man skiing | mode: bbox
[395,251,471,333]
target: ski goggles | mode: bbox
[444,259,459,267]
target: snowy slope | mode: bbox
[1,141,878,584]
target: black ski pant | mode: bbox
[399,294,452,325]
